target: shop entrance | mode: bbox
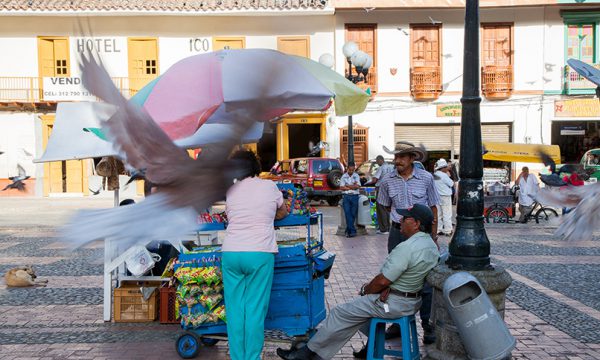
[276,114,327,161]
[552,120,599,163]
[257,122,277,172]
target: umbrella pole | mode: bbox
[113,188,119,208]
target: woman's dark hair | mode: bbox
[229,150,261,180]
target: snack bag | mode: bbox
[199,293,223,311]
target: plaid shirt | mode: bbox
[377,167,440,223]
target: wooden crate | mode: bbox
[113,286,158,322]
[159,286,178,324]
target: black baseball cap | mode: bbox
[396,204,434,227]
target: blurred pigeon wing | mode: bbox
[17,164,26,178]
[79,54,191,185]
[567,59,600,87]
[539,149,556,173]
[537,184,600,241]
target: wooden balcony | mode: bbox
[410,66,442,101]
[564,63,600,95]
[481,65,513,100]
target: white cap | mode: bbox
[435,158,448,171]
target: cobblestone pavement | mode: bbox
[1,198,600,359]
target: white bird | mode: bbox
[429,16,442,25]
[536,184,600,241]
[60,53,267,250]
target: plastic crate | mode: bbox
[113,286,157,322]
[159,286,178,324]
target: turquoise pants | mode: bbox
[222,252,275,360]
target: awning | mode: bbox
[35,102,264,163]
[483,142,561,164]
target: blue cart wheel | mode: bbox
[200,337,219,346]
[176,332,200,359]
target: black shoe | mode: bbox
[423,328,436,345]
[276,345,315,360]
[352,344,368,359]
[384,323,401,340]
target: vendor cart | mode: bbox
[174,185,335,359]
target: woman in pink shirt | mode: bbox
[223,150,288,360]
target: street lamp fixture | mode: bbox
[341,42,372,165]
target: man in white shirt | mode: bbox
[516,166,539,223]
[433,158,454,236]
[340,163,361,237]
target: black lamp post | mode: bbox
[342,41,372,165]
[446,0,491,271]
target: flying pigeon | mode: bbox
[567,58,600,98]
[124,168,147,187]
[536,182,600,241]
[538,149,567,187]
[2,164,30,192]
[60,53,274,250]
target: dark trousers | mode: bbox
[387,224,433,328]
[342,194,359,236]
[375,188,390,232]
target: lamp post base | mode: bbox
[425,264,513,359]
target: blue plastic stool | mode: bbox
[367,315,420,360]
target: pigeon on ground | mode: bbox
[2,164,30,192]
[60,53,280,250]
[88,187,101,196]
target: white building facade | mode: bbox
[0,0,597,196]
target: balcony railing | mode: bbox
[564,63,600,95]
[481,65,513,100]
[0,76,155,103]
[410,66,442,100]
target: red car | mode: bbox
[261,158,344,206]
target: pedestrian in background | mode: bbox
[515,166,539,223]
[222,150,288,360]
[367,155,395,234]
[433,158,454,236]
[377,141,440,344]
[340,162,361,238]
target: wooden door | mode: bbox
[38,37,70,100]
[277,37,310,57]
[346,24,377,92]
[128,38,158,95]
[482,24,512,66]
[213,37,245,50]
[411,25,440,67]
[46,125,64,193]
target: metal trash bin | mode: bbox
[443,272,515,360]
[357,195,371,226]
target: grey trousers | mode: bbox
[375,189,390,232]
[307,294,421,360]
[518,204,533,223]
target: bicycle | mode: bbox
[485,185,559,224]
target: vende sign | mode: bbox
[42,77,96,101]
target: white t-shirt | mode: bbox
[223,177,283,253]
[518,174,539,207]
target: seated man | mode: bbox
[277,204,440,360]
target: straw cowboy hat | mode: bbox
[382,141,427,162]
[435,158,449,171]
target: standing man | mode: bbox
[515,166,539,223]
[367,155,395,234]
[276,204,439,360]
[377,141,440,344]
[433,158,454,236]
[340,162,361,238]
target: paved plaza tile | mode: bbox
[0,198,599,359]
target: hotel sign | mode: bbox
[42,77,96,101]
[436,104,462,117]
[554,99,600,117]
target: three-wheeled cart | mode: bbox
[174,187,335,359]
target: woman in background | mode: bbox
[222,150,288,360]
